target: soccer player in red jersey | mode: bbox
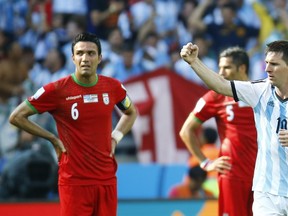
[9,32,137,216]
[179,47,257,216]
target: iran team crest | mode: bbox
[103,93,109,105]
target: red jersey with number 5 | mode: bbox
[193,90,257,182]
[27,74,127,185]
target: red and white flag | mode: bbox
[124,68,208,164]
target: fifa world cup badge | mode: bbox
[103,93,109,105]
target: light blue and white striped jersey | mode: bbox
[232,79,288,197]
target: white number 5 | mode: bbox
[71,103,79,120]
[226,104,234,121]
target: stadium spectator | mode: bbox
[189,1,260,56]
[134,31,170,72]
[168,165,213,199]
[61,15,87,73]
[88,0,126,40]
[101,41,142,82]
[171,33,217,85]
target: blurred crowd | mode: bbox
[0,0,288,200]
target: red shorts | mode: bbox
[218,176,253,216]
[59,184,117,216]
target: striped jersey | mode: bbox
[232,79,288,197]
[27,73,129,186]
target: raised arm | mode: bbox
[180,43,233,97]
[188,0,213,32]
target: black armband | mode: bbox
[116,95,132,110]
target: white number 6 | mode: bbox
[71,103,79,120]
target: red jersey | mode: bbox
[27,74,127,186]
[193,90,257,182]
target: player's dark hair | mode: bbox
[219,46,250,75]
[71,32,102,55]
[265,40,288,64]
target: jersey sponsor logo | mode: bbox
[83,94,98,103]
[268,100,274,107]
[32,87,45,100]
[103,93,109,105]
[66,95,82,101]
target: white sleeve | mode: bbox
[231,79,267,108]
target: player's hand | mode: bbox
[278,129,288,147]
[180,42,199,65]
[51,138,66,161]
[206,156,231,174]
[110,138,117,157]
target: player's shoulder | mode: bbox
[54,74,72,83]
[98,75,124,91]
[250,78,267,84]
[98,74,121,84]
[204,90,226,101]
[51,74,73,88]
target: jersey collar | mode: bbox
[71,73,98,87]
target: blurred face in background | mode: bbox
[218,57,240,80]
[273,0,287,8]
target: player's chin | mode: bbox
[80,69,94,76]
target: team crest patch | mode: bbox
[103,93,109,105]
[83,94,98,103]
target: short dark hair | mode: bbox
[219,46,250,75]
[71,32,102,55]
[265,40,288,64]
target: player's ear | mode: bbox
[239,64,247,75]
[98,54,102,64]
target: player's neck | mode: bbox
[74,73,98,86]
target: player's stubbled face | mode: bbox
[72,41,102,78]
[218,57,238,81]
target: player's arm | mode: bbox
[114,102,137,137]
[179,113,231,173]
[110,96,137,156]
[180,43,233,97]
[179,113,208,164]
[9,100,66,159]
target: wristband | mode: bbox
[111,130,124,144]
[200,158,211,170]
